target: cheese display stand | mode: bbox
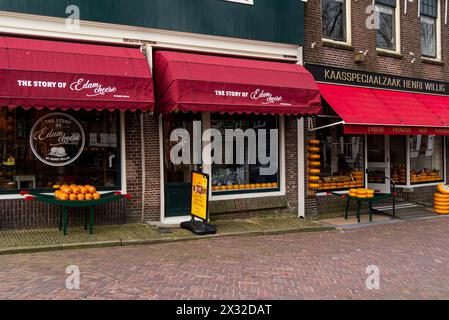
[21,190,132,235]
[332,189,396,223]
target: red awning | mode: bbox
[318,83,449,135]
[0,36,154,112]
[154,51,322,115]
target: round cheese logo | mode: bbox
[30,113,85,167]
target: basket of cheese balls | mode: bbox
[54,184,101,202]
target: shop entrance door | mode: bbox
[367,135,391,194]
[163,114,202,219]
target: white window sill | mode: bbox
[395,182,445,189]
[322,38,352,49]
[376,48,403,57]
[211,190,285,201]
[421,56,444,64]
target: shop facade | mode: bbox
[303,0,449,217]
[0,1,318,229]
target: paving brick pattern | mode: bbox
[1,217,449,300]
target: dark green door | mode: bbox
[165,182,191,217]
[163,113,202,218]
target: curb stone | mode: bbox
[0,225,336,256]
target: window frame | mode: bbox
[321,0,352,46]
[201,113,286,202]
[0,109,123,195]
[420,0,442,61]
[375,0,401,54]
[209,114,282,197]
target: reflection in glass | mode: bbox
[322,0,347,41]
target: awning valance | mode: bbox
[318,83,449,135]
[0,36,154,112]
[154,51,322,115]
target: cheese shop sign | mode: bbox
[30,113,85,167]
[307,64,449,95]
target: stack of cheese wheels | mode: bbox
[308,140,321,190]
[434,184,449,215]
[356,188,367,198]
[349,189,358,197]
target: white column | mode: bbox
[298,118,305,218]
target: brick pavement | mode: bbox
[1,217,449,300]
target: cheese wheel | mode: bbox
[309,183,320,189]
[437,184,449,195]
[308,147,320,153]
[435,199,449,205]
[357,195,367,199]
[309,176,320,182]
[357,189,368,195]
[309,140,320,145]
[309,154,321,160]
[309,161,321,167]
[434,205,449,211]
[309,168,321,174]
[434,193,449,200]
[349,193,358,197]
[434,209,449,215]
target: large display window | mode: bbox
[211,114,280,195]
[409,135,444,184]
[0,108,121,193]
[390,135,407,185]
[315,119,365,191]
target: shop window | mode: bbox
[316,119,365,191]
[410,135,444,184]
[0,108,120,193]
[375,0,397,51]
[420,0,439,58]
[211,114,280,195]
[322,0,347,42]
[390,135,407,185]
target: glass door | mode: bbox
[367,135,391,193]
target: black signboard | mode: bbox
[306,64,449,96]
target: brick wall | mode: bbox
[304,0,449,81]
[124,111,161,223]
[285,116,299,213]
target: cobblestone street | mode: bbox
[1,217,449,300]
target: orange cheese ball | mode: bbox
[93,192,101,200]
[69,193,78,201]
[77,194,85,201]
[87,186,97,194]
[85,193,93,201]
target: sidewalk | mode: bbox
[0,214,334,255]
